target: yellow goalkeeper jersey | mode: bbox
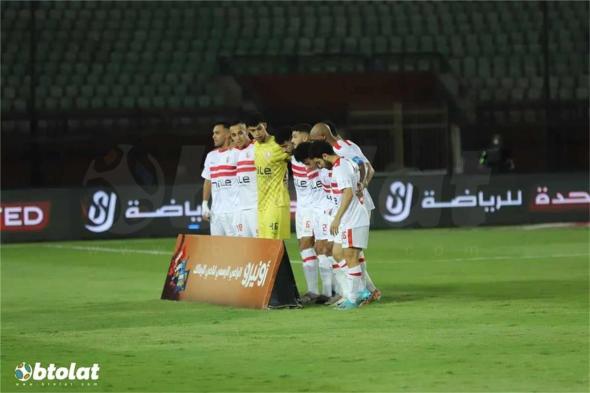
[254,136,291,239]
[254,136,290,208]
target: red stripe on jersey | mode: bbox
[237,167,256,173]
[307,172,319,179]
[332,141,341,150]
[348,272,362,276]
[210,165,236,171]
[333,158,341,167]
[293,174,307,179]
[292,163,306,171]
[211,171,237,178]
[292,169,307,176]
[331,182,338,187]
[332,189,343,194]
[237,160,254,166]
[303,256,317,262]
[347,228,353,247]
[343,139,352,146]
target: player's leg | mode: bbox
[276,205,291,240]
[331,232,348,300]
[221,213,237,236]
[313,209,335,300]
[257,209,271,239]
[296,208,319,303]
[337,226,371,310]
[243,208,258,238]
[210,213,224,236]
[359,250,380,301]
[234,210,245,237]
[314,239,332,297]
[357,209,379,299]
[259,206,290,240]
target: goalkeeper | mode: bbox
[249,120,291,239]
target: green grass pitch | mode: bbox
[1,227,588,392]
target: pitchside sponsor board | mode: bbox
[161,234,300,309]
[1,173,587,242]
[376,173,589,228]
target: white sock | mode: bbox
[332,259,348,296]
[318,255,333,297]
[329,256,339,295]
[301,248,319,294]
[359,252,376,292]
[346,265,363,302]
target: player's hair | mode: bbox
[245,112,266,127]
[293,141,313,163]
[213,121,230,129]
[308,140,335,158]
[229,122,246,129]
[291,123,311,133]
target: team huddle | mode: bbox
[201,120,380,310]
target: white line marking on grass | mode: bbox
[42,244,170,255]
[521,222,590,230]
[291,253,588,264]
[433,253,589,262]
[36,245,589,264]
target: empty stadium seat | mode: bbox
[1,0,588,114]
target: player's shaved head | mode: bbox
[309,122,334,141]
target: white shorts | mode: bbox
[341,226,369,249]
[210,212,236,236]
[234,208,258,238]
[295,207,314,239]
[314,209,333,242]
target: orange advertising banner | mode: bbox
[161,234,300,309]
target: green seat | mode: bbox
[374,36,388,54]
[389,37,402,52]
[137,96,150,109]
[121,96,136,109]
[90,96,104,109]
[183,95,196,108]
[198,95,211,107]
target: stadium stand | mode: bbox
[1,1,588,114]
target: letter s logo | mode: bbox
[85,191,117,233]
[383,181,413,223]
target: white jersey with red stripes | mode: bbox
[318,168,334,213]
[331,138,375,211]
[291,157,319,208]
[331,157,370,229]
[235,143,257,210]
[201,147,239,214]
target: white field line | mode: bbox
[521,222,590,230]
[41,244,170,255]
[29,244,590,264]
